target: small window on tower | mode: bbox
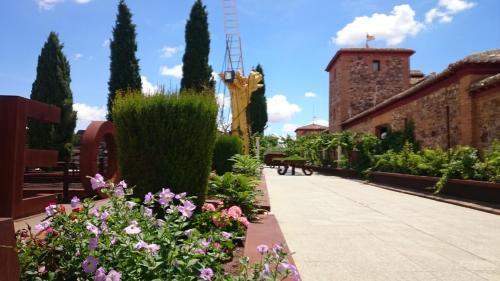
[372,60,381,72]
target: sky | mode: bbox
[1,0,499,136]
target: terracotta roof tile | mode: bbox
[470,72,500,94]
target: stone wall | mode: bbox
[472,86,500,148]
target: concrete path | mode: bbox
[264,168,500,281]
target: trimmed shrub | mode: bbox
[113,91,217,204]
[213,134,243,175]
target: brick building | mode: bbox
[325,48,500,149]
[295,123,328,137]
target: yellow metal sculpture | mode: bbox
[220,70,263,154]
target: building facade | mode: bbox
[326,48,500,149]
[295,123,328,137]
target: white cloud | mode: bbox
[37,0,63,10]
[425,0,476,23]
[74,53,83,61]
[314,119,329,127]
[439,0,476,13]
[333,4,424,46]
[267,94,301,123]
[73,103,107,131]
[141,76,159,95]
[282,123,298,133]
[216,93,231,110]
[304,92,317,98]
[160,45,182,58]
[102,39,110,48]
[74,0,91,3]
[160,64,183,79]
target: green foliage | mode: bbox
[208,173,261,220]
[213,134,243,175]
[246,64,268,135]
[181,0,214,92]
[482,140,500,182]
[107,0,142,121]
[230,154,262,178]
[380,120,419,152]
[113,91,217,205]
[352,134,380,172]
[28,32,77,161]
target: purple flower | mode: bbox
[175,192,187,200]
[75,249,80,256]
[257,244,269,254]
[201,239,210,249]
[100,210,110,221]
[199,267,214,281]
[117,180,127,189]
[107,270,122,281]
[86,222,100,236]
[114,186,125,198]
[273,243,283,254]
[156,219,165,227]
[89,237,98,250]
[95,267,107,281]
[221,231,232,239]
[262,263,271,277]
[45,204,57,217]
[144,192,154,204]
[101,221,109,233]
[134,240,148,250]
[34,221,51,233]
[159,188,175,205]
[110,236,117,245]
[184,229,194,237]
[146,243,160,255]
[89,207,100,217]
[143,207,153,218]
[70,196,80,208]
[90,174,105,190]
[82,256,98,273]
[124,223,141,235]
[126,201,136,210]
[178,200,196,218]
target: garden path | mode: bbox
[264,168,500,281]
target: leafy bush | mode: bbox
[113,91,217,204]
[208,173,261,220]
[213,134,243,175]
[230,154,262,178]
[17,176,299,281]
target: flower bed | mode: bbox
[15,174,300,280]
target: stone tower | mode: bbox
[325,48,415,132]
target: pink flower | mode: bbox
[89,237,98,250]
[134,240,148,250]
[107,270,122,281]
[200,267,214,280]
[202,203,216,212]
[143,207,153,217]
[221,231,231,239]
[95,267,107,281]
[34,221,51,233]
[227,206,242,219]
[238,216,249,227]
[126,201,136,210]
[146,243,160,255]
[90,174,105,190]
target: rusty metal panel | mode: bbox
[0,218,20,281]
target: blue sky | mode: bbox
[1,0,499,135]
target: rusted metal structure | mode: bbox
[0,96,119,218]
[0,96,62,219]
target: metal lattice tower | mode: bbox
[222,0,244,75]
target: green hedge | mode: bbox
[113,92,217,204]
[213,134,243,175]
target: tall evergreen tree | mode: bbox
[28,32,77,161]
[107,0,141,120]
[180,0,214,92]
[247,64,268,135]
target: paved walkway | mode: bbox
[264,168,500,281]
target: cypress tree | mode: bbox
[180,0,214,92]
[107,0,141,120]
[247,64,268,134]
[28,32,77,161]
